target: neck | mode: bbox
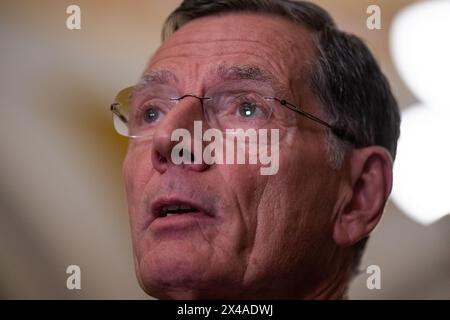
[296,248,353,300]
[309,274,349,300]
[306,249,353,300]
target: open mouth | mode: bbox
[147,198,213,230]
[158,203,201,218]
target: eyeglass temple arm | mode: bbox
[110,103,129,124]
[272,98,356,144]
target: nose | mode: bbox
[151,97,210,174]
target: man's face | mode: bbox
[123,13,342,299]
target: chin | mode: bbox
[136,252,246,299]
[135,249,209,299]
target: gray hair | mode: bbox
[161,0,401,275]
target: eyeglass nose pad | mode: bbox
[198,97,215,128]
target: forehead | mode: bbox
[148,13,315,86]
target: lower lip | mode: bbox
[149,211,213,233]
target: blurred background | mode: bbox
[0,0,449,299]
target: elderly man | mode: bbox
[111,0,400,299]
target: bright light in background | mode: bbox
[390,0,450,225]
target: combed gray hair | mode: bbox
[160,0,401,274]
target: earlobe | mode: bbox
[333,147,393,247]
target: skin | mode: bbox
[123,13,393,299]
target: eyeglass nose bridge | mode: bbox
[168,94,214,125]
[151,94,215,133]
[170,94,212,104]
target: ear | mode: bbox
[333,147,393,247]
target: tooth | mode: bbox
[180,204,191,210]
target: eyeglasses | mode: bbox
[110,86,355,144]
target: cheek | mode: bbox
[123,144,153,197]
[246,137,336,264]
[196,162,270,260]
[216,162,268,216]
[122,144,155,231]
[282,143,338,243]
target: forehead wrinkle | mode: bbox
[153,38,291,65]
[149,54,293,97]
[147,37,304,99]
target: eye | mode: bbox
[239,102,258,117]
[235,99,267,119]
[143,106,162,123]
[134,99,168,125]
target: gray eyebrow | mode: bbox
[216,64,271,81]
[133,70,178,96]
[215,64,288,95]
[132,64,288,97]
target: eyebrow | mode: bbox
[133,64,287,96]
[216,64,271,82]
[134,70,178,93]
[215,64,288,94]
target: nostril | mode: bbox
[158,152,167,163]
[178,148,195,163]
[151,143,209,173]
[151,149,169,174]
